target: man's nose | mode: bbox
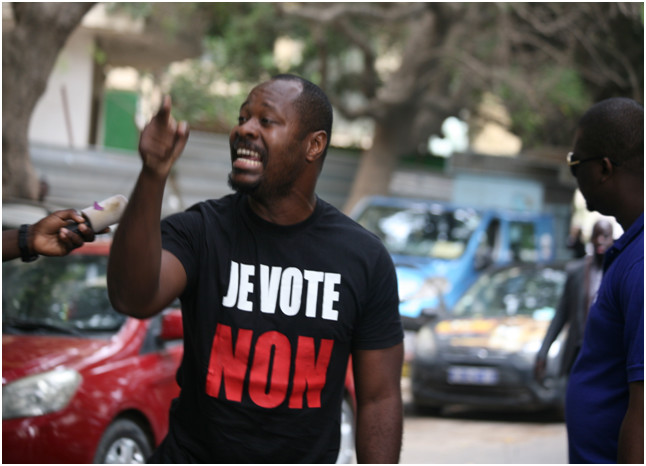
[237,118,260,138]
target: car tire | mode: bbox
[93,418,152,464]
[336,395,356,464]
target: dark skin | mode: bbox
[3,209,98,262]
[572,129,644,232]
[571,128,644,464]
[108,80,403,463]
[228,79,325,224]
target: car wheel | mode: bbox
[93,418,152,464]
[336,395,356,464]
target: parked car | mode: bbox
[2,240,356,464]
[352,196,556,331]
[410,262,568,415]
[352,196,556,362]
[2,201,52,229]
[2,241,183,463]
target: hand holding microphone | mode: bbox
[66,195,128,237]
[4,195,128,262]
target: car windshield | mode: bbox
[3,254,126,334]
[356,203,481,259]
[452,265,566,319]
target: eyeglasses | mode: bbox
[566,152,618,177]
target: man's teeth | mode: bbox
[237,148,260,159]
[236,148,262,168]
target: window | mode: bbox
[509,221,537,262]
[3,255,126,334]
[357,204,481,259]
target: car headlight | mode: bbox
[3,368,81,420]
[415,325,437,358]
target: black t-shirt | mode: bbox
[152,193,402,463]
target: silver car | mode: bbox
[411,263,568,415]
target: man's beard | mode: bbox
[227,171,296,200]
[228,172,260,195]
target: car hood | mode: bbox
[434,315,549,353]
[2,335,111,384]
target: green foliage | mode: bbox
[163,3,307,130]
[105,2,153,19]
[544,68,589,119]
[197,3,283,79]
[498,64,591,147]
[107,2,643,149]
[167,59,246,132]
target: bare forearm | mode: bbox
[355,395,403,463]
[108,95,188,318]
[3,210,96,262]
[618,382,644,464]
[3,230,20,261]
[107,169,167,317]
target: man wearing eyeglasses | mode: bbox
[565,97,643,464]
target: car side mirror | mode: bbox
[159,308,183,341]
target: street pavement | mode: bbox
[399,377,568,464]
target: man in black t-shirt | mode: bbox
[107,74,404,463]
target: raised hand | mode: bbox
[138,95,190,179]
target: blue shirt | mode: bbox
[565,214,644,463]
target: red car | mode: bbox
[3,240,356,463]
[2,241,183,463]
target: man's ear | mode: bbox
[305,130,327,163]
[599,157,615,181]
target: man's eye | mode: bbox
[238,116,247,124]
[260,118,273,125]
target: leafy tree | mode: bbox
[4,2,643,211]
[161,2,642,210]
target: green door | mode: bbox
[103,89,138,151]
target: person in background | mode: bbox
[3,209,98,262]
[107,74,404,463]
[534,219,614,383]
[565,97,643,464]
[566,225,586,258]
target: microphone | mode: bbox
[67,194,128,235]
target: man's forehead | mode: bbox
[243,79,303,108]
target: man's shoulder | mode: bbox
[317,199,382,242]
[162,194,240,232]
[187,193,240,213]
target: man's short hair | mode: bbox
[272,74,333,158]
[577,97,644,173]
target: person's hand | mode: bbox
[533,355,547,383]
[31,209,103,257]
[138,95,189,179]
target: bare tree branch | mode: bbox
[284,2,427,24]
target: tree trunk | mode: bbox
[342,119,402,214]
[2,3,95,201]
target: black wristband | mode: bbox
[18,224,39,262]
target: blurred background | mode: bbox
[2,3,644,463]
[4,3,642,242]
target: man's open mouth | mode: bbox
[234,147,263,169]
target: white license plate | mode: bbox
[447,366,499,385]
